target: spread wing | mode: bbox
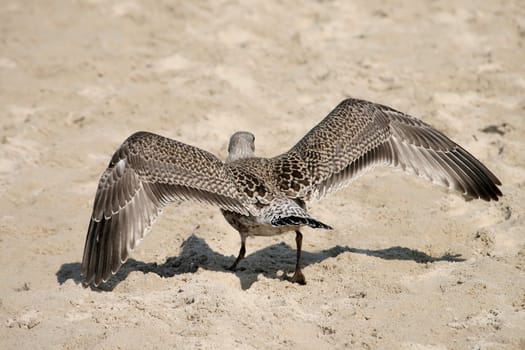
[275,98,502,202]
[81,132,254,286]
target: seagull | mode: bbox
[81,98,502,287]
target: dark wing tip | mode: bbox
[81,217,122,287]
[450,147,503,202]
[382,105,503,203]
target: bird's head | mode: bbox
[227,131,255,162]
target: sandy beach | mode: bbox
[1,1,524,349]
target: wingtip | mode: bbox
[466,184,502,202]
[487,187,503,202]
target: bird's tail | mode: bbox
[271,216,333,230]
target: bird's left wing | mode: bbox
[81,132,255,286]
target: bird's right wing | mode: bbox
[274,98,502,202]
[81,132,255,286]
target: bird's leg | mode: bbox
[228,235,246,271]
[290,230,306,285]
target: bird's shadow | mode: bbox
[56,234,464,291]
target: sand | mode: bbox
[1,0,524,349]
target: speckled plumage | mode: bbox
[81,98,502,286]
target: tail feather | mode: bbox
[271,216,333,230]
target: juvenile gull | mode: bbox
[81,98,502,286]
